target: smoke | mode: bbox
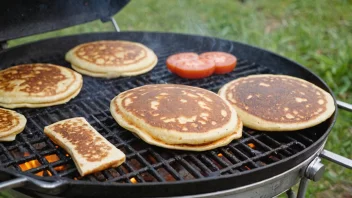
[177,0,213,37]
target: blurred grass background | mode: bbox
[3,0,352,197]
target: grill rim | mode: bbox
[0,32,338,197]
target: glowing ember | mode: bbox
[19,159,41,171]
[19,153,66,176]
[65,154,70,157]
[18,152,46,176]
[217,153,223,157]
[45,154,59,163]
[248,143,255,149]
[45,154,66,171]
[130,177,137,184]
[35,171,52,177]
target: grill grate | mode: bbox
[0,43,321,185]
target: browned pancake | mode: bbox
[1,64,67,95]
[218,74,335,131]
[74,41,148,66]
[123,114,243,151]
[111,84,241,147]
[119,84,232,133]
[65,40,157,78]
[0,108,27,138]
[0,64,82,107]
[0,108,20,133]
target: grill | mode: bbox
[1,32,348,198]
[0,2,351,197]
[2,55,319,183]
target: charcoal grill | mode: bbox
[0,1,352,198]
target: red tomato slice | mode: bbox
[166,52,199,72]
[199,52,237,74]
[172,58,215,79]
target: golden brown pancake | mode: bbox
[0,108,26,139]
[110,84,242,151]
[0,64,83,108]
[65,40,157,78]
[218,74,335,131]
[117,111,242,151]
[44,117,126,176]
[0,82,83,108]
[71,57,157,78]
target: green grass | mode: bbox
[4,0,352,197]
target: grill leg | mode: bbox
[286,188,295,198]
[110,17,120,32]
[297,178,309,198]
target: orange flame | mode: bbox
[45,154,66,171]
[19,152,65,176]
[130,177,138,184]
[217,153,223,157]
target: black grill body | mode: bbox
[0,32,337,197]
[0,0,130,42]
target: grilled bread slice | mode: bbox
[44,117,125,176]
[218,74,335,131]
[0,108,26,140]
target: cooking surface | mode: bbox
[0,32,333,196]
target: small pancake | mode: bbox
[65,40,157,78]
[44,117,126,176]
[0,64,83,108]
[71,55,157,78]
[0,108,26,138]
[110,84,242,150]
[218,74,336,131]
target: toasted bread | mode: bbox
[44,117,125,176]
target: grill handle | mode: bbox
[337,100,352,112]
[320,150,352,169]
[318,100,352,169]
[0,170,67,194]
[0,177,27,190]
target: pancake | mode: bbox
[44,117,126,176]
[218,74,336,131]
[110,84,242,151]
[0,64,83,108]
[0,82,82,108]
[0,134,16,141]
[115,110,242,151]
[65,40,157,78]
[0,108,26,139]
[71,56,157,78]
